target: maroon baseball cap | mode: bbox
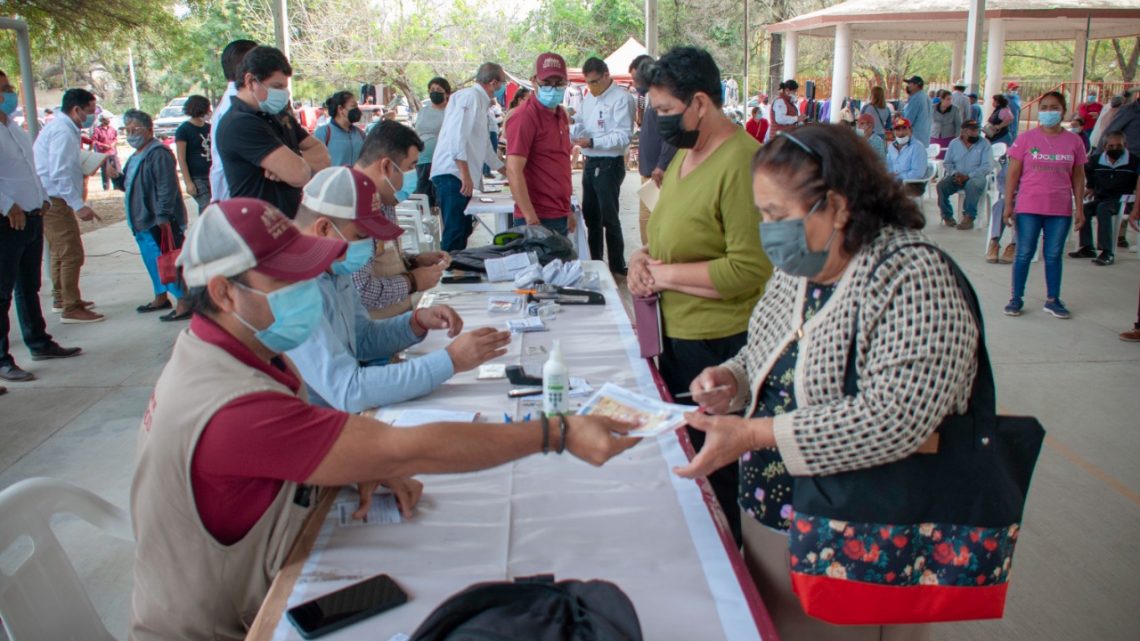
[536,53,568,82]
[302,167,404,241]
[178,198,347,286]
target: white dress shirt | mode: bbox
[33,114,85,211]
[208,81,239,200]
[429,85,503,190]
[0,116,49,216]
[570,81,634,158]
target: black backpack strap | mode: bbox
[843,242,997,450]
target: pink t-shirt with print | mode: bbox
[1009,127,1088,216]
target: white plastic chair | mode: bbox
[0,478,134,641]
[1115,195,1140,256]
[926,143,944,194]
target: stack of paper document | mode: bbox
[577,382,691,437]
[374,408,479,427]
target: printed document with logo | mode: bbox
[577,382,690,438]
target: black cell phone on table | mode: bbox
[286,572,408,639]
[441,270,482,284]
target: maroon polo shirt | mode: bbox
[505,97,572,220]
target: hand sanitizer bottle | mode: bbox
[543,339,568,416]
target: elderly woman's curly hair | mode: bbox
[751,124,925,256]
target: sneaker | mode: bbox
[52,300,95,314]
[999,243,1016,264]
[1068,246,1096,258]
[1043,299,1072,319]
[1003,297,1024,316]
[986,240,1000,263]
[60,308,105,324]
[942,217,957,228]
[956,217,975,230]
[1092,252,1115,266]
[1121,328,1140,342]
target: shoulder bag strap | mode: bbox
[843,242,997,448]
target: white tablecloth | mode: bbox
[465,190,590,258]
[269,262,770,641]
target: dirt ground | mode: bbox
[78,144,134,235]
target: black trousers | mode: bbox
[1080,199,1122,255]
[581,156,626,273]
[0,213,53,366]
[659,331,749,547]
[415,163,437,209]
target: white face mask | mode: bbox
[895,135,910,146]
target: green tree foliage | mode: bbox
[512,0,644,67]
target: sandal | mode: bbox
[137,300,172,313]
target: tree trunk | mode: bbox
[1111,37,1140,82]
[768,32,783,97]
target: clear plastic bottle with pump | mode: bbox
[543,339,568,416]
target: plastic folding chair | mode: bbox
[0,478,133,641]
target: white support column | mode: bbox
[645,0,659,57]
[964,0,986,94]
[951,40,965,83]
[983,18,1006,104]
[783,31,799,82]
[1072,29,1088,115]
[829,24,852,124]
[127,48,140,110]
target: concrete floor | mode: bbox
[1,172,1138,640]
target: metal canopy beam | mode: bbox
[0,17,39,139]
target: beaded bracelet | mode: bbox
[556,414,568,455]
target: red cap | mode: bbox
[892,116,913,129]
[302,167,404,241]
[535,53,568,82]
[1007,81,1020,90]
[178,198,347,287]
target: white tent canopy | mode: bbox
[603,37,649,74]
[766,0,1140,123]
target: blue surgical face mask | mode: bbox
[81,111,95,128]
[536,86,566,109]
[127,134,148,149]
[0,92,17,115]
[233,279,324,353]
[494,82,506,101]
[396,169,417,202]
[329,225,373,276]
[257,81,290,114]
[759,199,838,279]
[1039,110,1063,128]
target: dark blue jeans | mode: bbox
[1011,213,1072,300]
[0,213,53,366]
[512,216,569,236]
[433,174,473,252]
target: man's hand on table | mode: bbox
[352,478,424,521]
[563,415,640,466]
[416,305,463,338]
[415,251,451,268]
[446,327,511,372]
[412,262,446,291]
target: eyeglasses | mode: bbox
[778,131,821,160]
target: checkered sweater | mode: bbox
[723,227,979,477]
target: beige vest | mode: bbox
[130,329,312,641]
[368,240,421,319]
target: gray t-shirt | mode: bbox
[415,106,447,165]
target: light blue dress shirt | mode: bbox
[903,91,933,147]
[287,272,454,413]
[943,137,993,180]
[887,140,928,181]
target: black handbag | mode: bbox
[788,243,1045,625]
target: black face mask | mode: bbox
[1106,148,1125,161]
[657,103,702,149]
[966,135,980,144]
[429,91,446,105]
[347,107,362,123]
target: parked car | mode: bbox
[153,105,189,140]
